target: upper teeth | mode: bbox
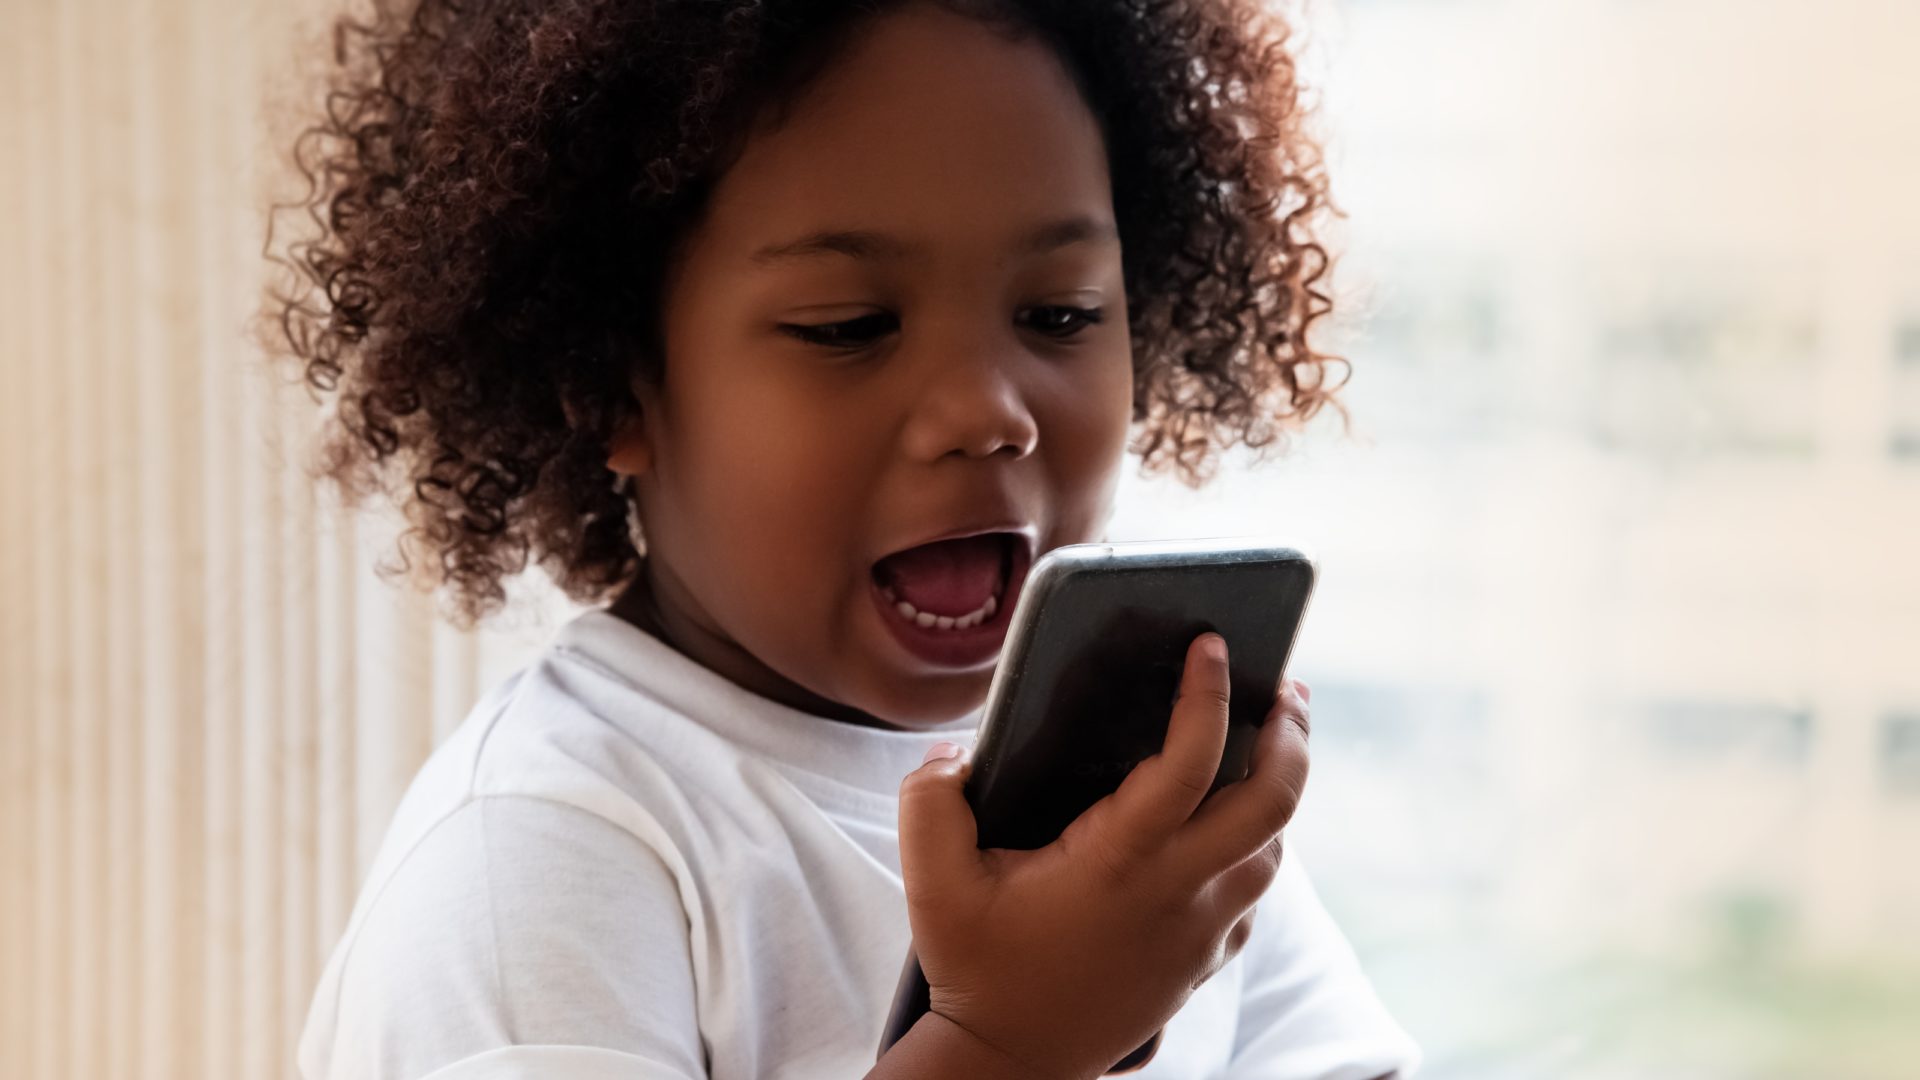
[884,587,998,631]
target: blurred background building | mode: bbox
[1108,1,1920,1075]
[2,0,1915,1078]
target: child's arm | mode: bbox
[1219,848,1422,1079]
[865,1010,1059,1080]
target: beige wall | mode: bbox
[1,2,563,1077]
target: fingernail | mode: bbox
[923,741,963,765]
[1291,678,1311,703]
[1201,634,1226,661]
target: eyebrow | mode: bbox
[748,214,1119,267]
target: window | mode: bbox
[1582,267,1820,463]
[1881,711,1920,795]
[1890,319,1920,462]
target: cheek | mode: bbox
[676,378,875,584]
[1046,352,1135,481]
[1028,357,1133,546]
[1100,352,1138,443]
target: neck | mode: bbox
[607,555,904,731]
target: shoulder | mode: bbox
[333,794,696,981]
[462,624,746,824]
[299,795,707,1080]
[301,621,750,1080]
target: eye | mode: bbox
[779,311,900,350]
[1024,305,1106,338]
[779,306,1108,352]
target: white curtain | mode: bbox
[0,3,566,1077]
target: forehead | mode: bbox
[690,5,1117,272]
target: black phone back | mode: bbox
[877,537,1318,1072]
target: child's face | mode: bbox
[609,3,1133,729]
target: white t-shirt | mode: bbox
[297,609,1422,1080]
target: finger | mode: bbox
[1183,677,1310,872]
[1225,904,1258,957]
[1212,833,1284,921]
[1198,906,1260,992]
[898,743,986,916]
[1095,633,1232,864]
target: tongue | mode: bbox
[877,534,1006,616]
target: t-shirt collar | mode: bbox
[552,608,981,803]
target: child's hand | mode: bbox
[898,633,1311,1079]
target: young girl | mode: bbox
[271,0,1421,1076]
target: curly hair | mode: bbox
[262,0,1349,626]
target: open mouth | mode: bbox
[868,531,1033,668]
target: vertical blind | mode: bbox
[0,2,564,1077]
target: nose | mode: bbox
[901,347,1040,463]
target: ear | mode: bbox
[605,403,652,479]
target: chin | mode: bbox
[865,669,993,729]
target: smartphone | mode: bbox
[875,536,1318,1074]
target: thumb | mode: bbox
[898,742,983,908]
